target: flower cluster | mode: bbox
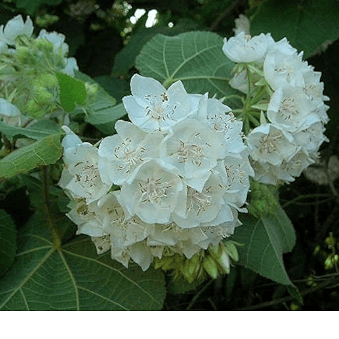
[59,74,253,276]
[223,32,329,185]
[0,15,78,125]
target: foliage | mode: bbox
[0,0,338,311]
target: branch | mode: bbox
[209,0,246,32]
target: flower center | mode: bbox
[138,177,171,206]
[177,138,204,166]
[259,132,282,155]
[75,163,100,188]
[279,97,299,121]
[187,187,212,216]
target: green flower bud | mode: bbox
[85,82,99,98]
[33,86,53,104]
[26,100,45,118]
[16,46,30,62]
[223,241,239,262]
[34,39,54,53]
[216,250,230,274]
[248,180,280,218]
[202,256,218,279]
[37,73,58,88]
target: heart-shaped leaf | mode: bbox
[136,31,240,106]
[0,212,166,310]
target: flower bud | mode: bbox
[16,46,30,62]
[33,86,53,104]
[202,256,218,279]
[37,73,58,88]
[216,250,231,274]
[34,38,54,53]
[223,241,239,261]
[26,100,45,118]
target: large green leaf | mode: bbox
[112,20,200,77]
[232,204,296,286]
[0,120,61,141]
[0,133,62,180]
[0,213,166,310]
[135,31,239,105]
[0,209,17,277]
[250,0,339,58]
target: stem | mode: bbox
[237,277,338,310]
[41,165,61,249]
[186,279,214,310]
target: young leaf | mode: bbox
[56,71,87,112]
[0,213,166,310]
[0,209,17,277]
[232,203,296,286]
[0,133,62,180]
[135,31,240,106]
[250,0,339,58]
[0,120,61,141]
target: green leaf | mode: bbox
[56,71,87,112]
[135,31,239,105]
[232,203,296,286]
[0,213,166,310]
[0,209,17,277]
[0,120,61,141]
[0,133,62,180]
[250,0,339,58]
[112,21,200,77]
[74,71,126,134]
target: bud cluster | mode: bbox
[223,31,329,185]
[59,74,253,276]
[0,15,79,125]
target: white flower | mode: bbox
[122,74,193,132]
[58,126,111,203]
[223,32,273,63]
[160,118,226,191]
[172,173,227,229]
[37,29,69,55]
[233,14,250,36]
[98,120,163,185]
[62,57,79,76]
[274,150,314,182]
[218,151,254,207]
[247,123,298,166]
[0,98,22,126]
[119,160,185,224]
[293,115,328,154]
[264,41,309,90]
[0,15,34,45]
[267,86,313,132]
[36,29,79,75]
[196,94,246,155]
